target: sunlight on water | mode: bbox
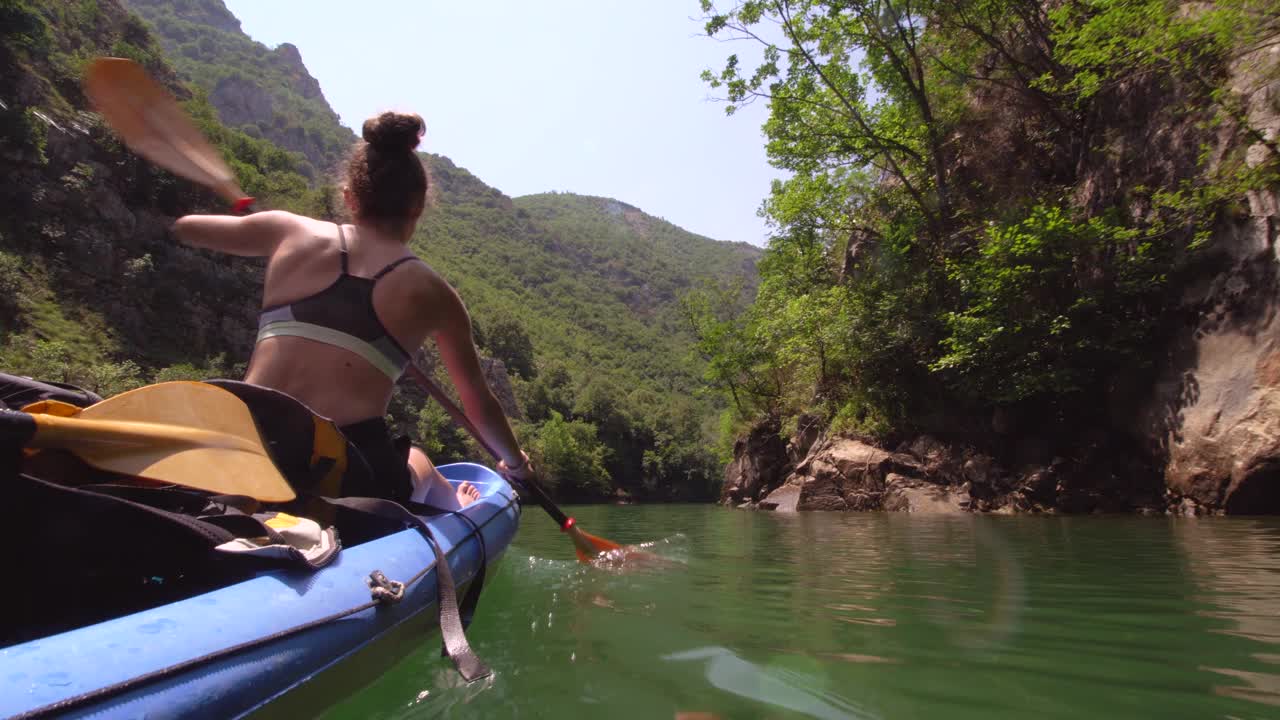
[316,507,1280,720]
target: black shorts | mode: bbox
[338,417,413,502]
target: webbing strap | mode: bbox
[408,500,488,628]
[27,476,237,547]
[321,496,492,682]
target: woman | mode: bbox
[173,112,532,509]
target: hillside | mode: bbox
[411,159,759,499]
[121,0,355,177]
[0,0,759,501]
[0,0,326,383]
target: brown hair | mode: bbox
[345,111,428,222]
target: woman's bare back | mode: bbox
[244,216,435,425]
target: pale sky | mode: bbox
[221,0,779,246]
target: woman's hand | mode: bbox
[497,450,536,484]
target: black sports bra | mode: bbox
[256,224,420,380]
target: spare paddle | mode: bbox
[1,381,295,502]
[82,57,253,212]
[404,363,626,563]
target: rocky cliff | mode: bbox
[723,23,1280,516]
[1137,39,1280,514]
[122,0,356,177]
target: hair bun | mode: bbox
[362,112,424,151]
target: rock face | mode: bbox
[1145,218,1280,513]
[719,420,788,506]
[1139,40,1280,515]
[882,475,967,514]
[726,423,1168,514]
[758,484,800,512]
[790,440,921,511]
[123,0,356,175]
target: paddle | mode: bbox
[0,381,296,502]
[82,57,630,563]
[82,57,254,212]
[404,363,623,563]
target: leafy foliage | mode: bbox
[695,0,1280,453]
[932,205,1166,404]
[521,411,612,499]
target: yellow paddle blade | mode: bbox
[82,57,244,203]
[26,382,295,502]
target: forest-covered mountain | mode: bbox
[0,0,759,501]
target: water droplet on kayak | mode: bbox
[39,672,70,687]
[138,618,176,634]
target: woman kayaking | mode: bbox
[172,111,533,509]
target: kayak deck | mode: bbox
[0,463,520,720]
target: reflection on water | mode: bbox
[319,508,1280,720]
[663,646,872,720]
[1176,520,1280,708]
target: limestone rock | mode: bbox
[1143,36,1280,514]
[791,438,921,511]
[720,420,788,506]
[882,474,967,514]
[758,484,800,512]
[1146,195,1280,513]
[786,414,822,465]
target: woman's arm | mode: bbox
[171,210,299,257]
[430,280,526,468]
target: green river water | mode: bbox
[314,506,1280,719]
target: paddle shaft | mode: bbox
[403,363,573,530]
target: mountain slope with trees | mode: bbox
[0,0,759,501]
[122,0,355,177]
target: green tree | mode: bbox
[702,0,956,240]
[527,411,612,498]
[482,318,537,380]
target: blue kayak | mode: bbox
[0,462,520,720]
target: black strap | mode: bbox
[320,496,492,681]
[372,255,420,280]
[408,501,488,629]
[30,476,237,547]
[335,223,349,273]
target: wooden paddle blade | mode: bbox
[82,57,244,203]
[26,382,295,502]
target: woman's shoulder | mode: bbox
[263,211,332,234]
[267,213,342,249]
